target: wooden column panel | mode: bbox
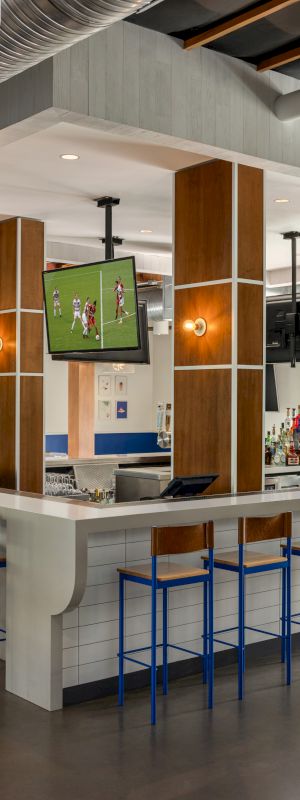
[238,165,263,281]
[20,377,43,494]
[174,369,231,495]
[20,313,43,374]
[175,160,232,285]
[0,218,17,310]
[68,363,95,458]
[238,283,263,366]
[174,283,232,367]
[21,219,44,309]
[237,370,263,493]
[0,313,16,373]
[0,376,16,490]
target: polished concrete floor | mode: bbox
[1,655,300,800]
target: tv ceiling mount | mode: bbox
[95,196,121,261]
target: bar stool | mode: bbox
[203,513,292,700]
[117,522,214,725]
[0,556,6,643]
[281,540,300,653]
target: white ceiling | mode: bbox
[0,121,300,274]
[0,121,206,254]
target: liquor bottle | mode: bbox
[286,436,300,466]
[285,408,291,432]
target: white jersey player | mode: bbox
[82,297,90,337]
[53,288,62,317]
[71,294,81,331]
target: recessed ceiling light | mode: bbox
[140,228,153,234]
[274,197,289,204]
[60,153,80,161]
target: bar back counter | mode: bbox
[1,489,300,711]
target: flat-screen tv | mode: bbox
[266,299,300,363]
[43,257,140,354]
[265,364,279,412]
[52,301,150,365]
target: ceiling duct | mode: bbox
[0,0,148,83]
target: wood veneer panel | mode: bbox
[20,376,43,494]
[174,369,231,495]
[175,161,232,285]
[174,283,232,366]
[237,369,263,493]
[21,219,44,310]
[238,166,263,281]
[0,376,16,489]
[0,312,16,373]
[238,283,263,365]
[68,363,95,458]
[0,218,17,310]
[20,313,43,374]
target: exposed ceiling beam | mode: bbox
[257,43,300,71]
[183,0,300,50]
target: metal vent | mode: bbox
[0,0,148,83]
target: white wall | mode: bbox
[44,330,172,438]
[266,363,300,434]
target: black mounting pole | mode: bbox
[283,231,300,368]
[95,196,120,260]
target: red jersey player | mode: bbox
[88,300,100,339]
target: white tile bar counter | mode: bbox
[1,489,300,711]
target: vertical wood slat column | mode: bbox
[173,160,264,494]
[68,362,95,458]
[0,218,44,493]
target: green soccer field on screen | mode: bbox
[43,258,140,354]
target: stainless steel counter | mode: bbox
[115,466,171,502]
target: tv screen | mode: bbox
[265,364,279,412]
[52,302,150,365]
[43,257,140,354]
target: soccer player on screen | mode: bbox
[82,296,90,337]
[114,276,129,324]
[71,293,82,332]
[53,288,62,317]
[88,300,100,340]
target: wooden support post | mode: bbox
[173,161,264,494]
[0,217,44,493]
[68,362,95,458]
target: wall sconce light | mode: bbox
[183,317,207,337]
[0,337,3,352]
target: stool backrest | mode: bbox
[151,522,214,556]
[238,512,292,545]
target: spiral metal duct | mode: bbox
[0,0,149,83]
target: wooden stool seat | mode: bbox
[281,544,300,552]
[118,562,209,582]
[206,550,287,569]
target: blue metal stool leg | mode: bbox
[238,544,245,701]
[163,586,168,695]
[286,542,292,686]
[208,549,214,709]
[203,580,208,684]
[281,565,287,664]
[118,573,125,706]
[151,555,157,725]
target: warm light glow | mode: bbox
[183,317,207,337]
[140,228,153,234]
[0,337,3,352]
[274,198,289,204]
[60,153,80,161]
[183,319,196,332]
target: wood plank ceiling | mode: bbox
[130,0,300,78]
